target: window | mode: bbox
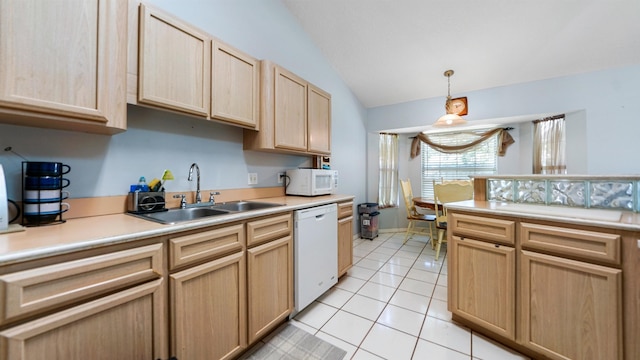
[421,130,498,198]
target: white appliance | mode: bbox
[286,169,338,196]
[294,204,338,313]
[0,165,8,231]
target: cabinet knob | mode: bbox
[494,244,500,248]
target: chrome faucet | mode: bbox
[188,163,201,204]
[173,194,187,209]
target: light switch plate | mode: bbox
[248,173,258,185]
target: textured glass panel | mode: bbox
[516,180,546,204]
[550,181,585,206]
[590,181,634,210]
[488,179,513,201]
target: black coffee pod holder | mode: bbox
[21,161,70,227]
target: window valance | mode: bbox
[410,128,514,159]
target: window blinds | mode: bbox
[420,130,498,199]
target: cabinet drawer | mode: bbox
[0,243,163,325]
[169,224,245,270]
[246,213,292,247]
[520,222,621,265]
[449,213,515,245]
[337,201,353,219]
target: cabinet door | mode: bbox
[338,216,354,276]
[211,40,259,128]
[274,66,307,151]
[170,251,246,360]
[520,250,622,360]
[247,236,293,343]
[138,3,210,116]
[449,236,516,340]
[0,0,126,131]
[0,279,167,360]
[307,84,331,154]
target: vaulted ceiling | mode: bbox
[282,0,640,108]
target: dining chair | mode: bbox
[433,179,473,260]
[400,179,436,245]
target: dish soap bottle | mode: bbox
[137,176,149,192]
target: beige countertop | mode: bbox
[446,200,640,231]
[0,194,355,266]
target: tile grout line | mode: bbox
[300,233,446,359]
[349,234,433,359]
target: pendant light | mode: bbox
[433,70,467,127]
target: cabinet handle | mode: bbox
[494,244,500,248]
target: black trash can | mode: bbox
[358,203,380,240]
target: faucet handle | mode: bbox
[173,194,187,209]
[209,191,220,204]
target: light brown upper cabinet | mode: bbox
[138,3,211,117]
[129,2,259,129]
[244,60,332,156]
[0,0,127,134]
[211,40,260,129]
[307,84,331,154]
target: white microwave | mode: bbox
[285,169,338,196]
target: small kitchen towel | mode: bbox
[243,323,346,360]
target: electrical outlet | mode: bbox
[277,172,285,184]
[248,172,258,185]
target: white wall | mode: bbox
[0,0,368,234]
[368,65,640,174]
[367,65,640,228]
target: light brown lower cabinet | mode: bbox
[0,210,298,360]
[449,236,515,340]
[247,235,293,343]
[338,216,354,276]
[448,211,632,360]
[170,251,246,360]
[520,250,622,360]
[337,201,354,277]
[0,279,166,360]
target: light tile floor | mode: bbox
[291,231,531,360]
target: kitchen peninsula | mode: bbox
[446,175,640,360]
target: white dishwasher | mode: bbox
[294,203,338,314]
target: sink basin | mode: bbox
[212,201,283,212]
[130,207,230,224]
[128,201,283,224]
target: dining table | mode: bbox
[412,197,437,210]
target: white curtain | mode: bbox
[533,115,566,174]
[378,133,399,208]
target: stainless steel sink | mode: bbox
[130,207,231,224]
[128,200,283,224]
[212,201,283,212]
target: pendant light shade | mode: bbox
[434,113,466,126]
[433,70,467,127]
